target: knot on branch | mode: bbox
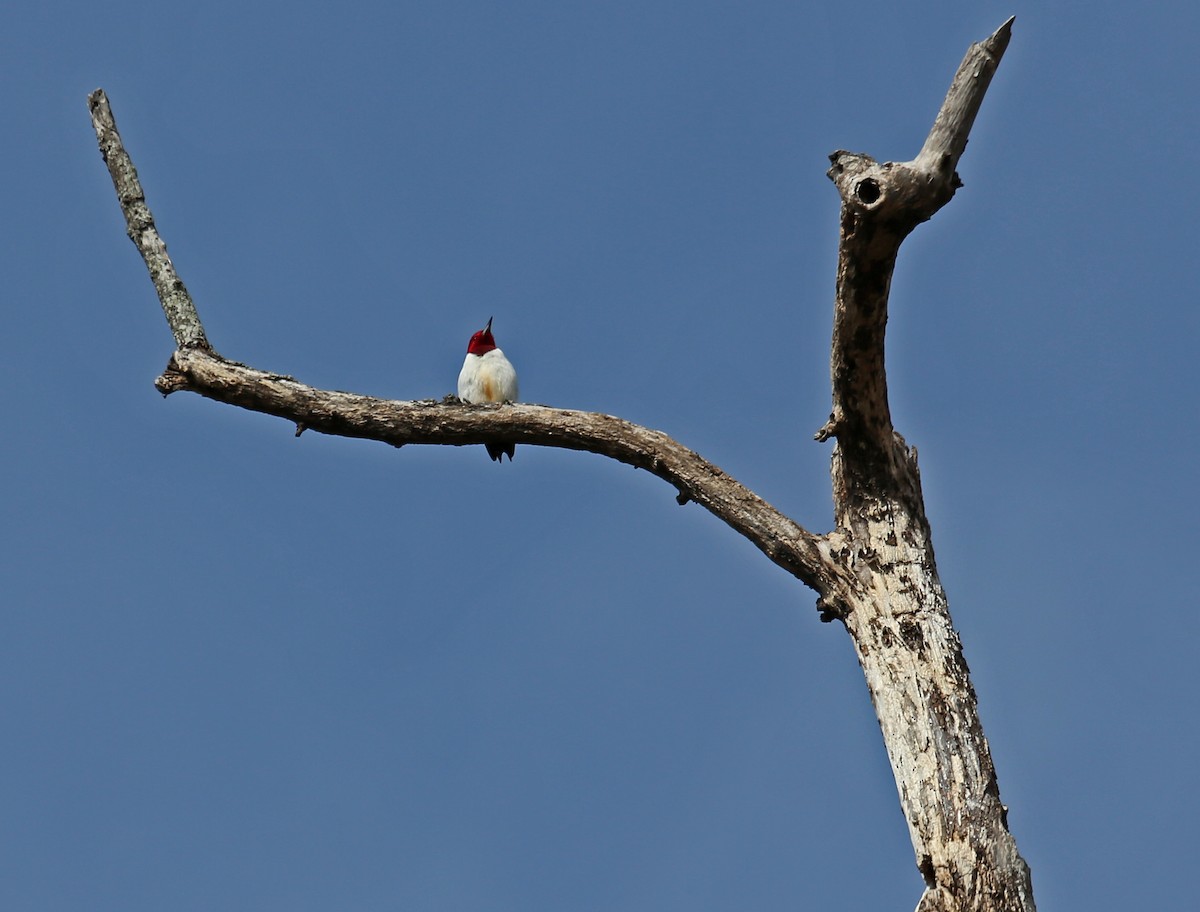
[815,413,840,442]
[815,594,847,623]
[828,153,951,232]
[154,354,191,396]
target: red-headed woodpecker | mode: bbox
[457,317,519,462]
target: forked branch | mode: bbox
[87,88,847,603]
[820,16,1014,525]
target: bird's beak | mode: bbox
[484,316,493,333]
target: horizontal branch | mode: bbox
[159,348,852,601]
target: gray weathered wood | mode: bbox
[88,90,211,352]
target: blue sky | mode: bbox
[3,2,1197,909]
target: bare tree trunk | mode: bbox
[815,19,1034,911]
[87,17,1033,911]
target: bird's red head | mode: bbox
[466,316,498,355]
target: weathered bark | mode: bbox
[818,18,1035,912]
[89,90,210,352]
[152,347,850,597]
[87,18,1034,910]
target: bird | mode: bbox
[457,316,519,462]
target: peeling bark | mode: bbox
[87,18,1034,910]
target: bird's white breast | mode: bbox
[458,348,519,403]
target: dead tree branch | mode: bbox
[152,345,850,597]
[88,17,1034,911]
[88,85,844,600]
[88,91,210,352]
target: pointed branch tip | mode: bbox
[990,17,1015,51]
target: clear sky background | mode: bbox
[2,2,1195,909]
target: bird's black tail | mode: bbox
[486,442,516,463]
